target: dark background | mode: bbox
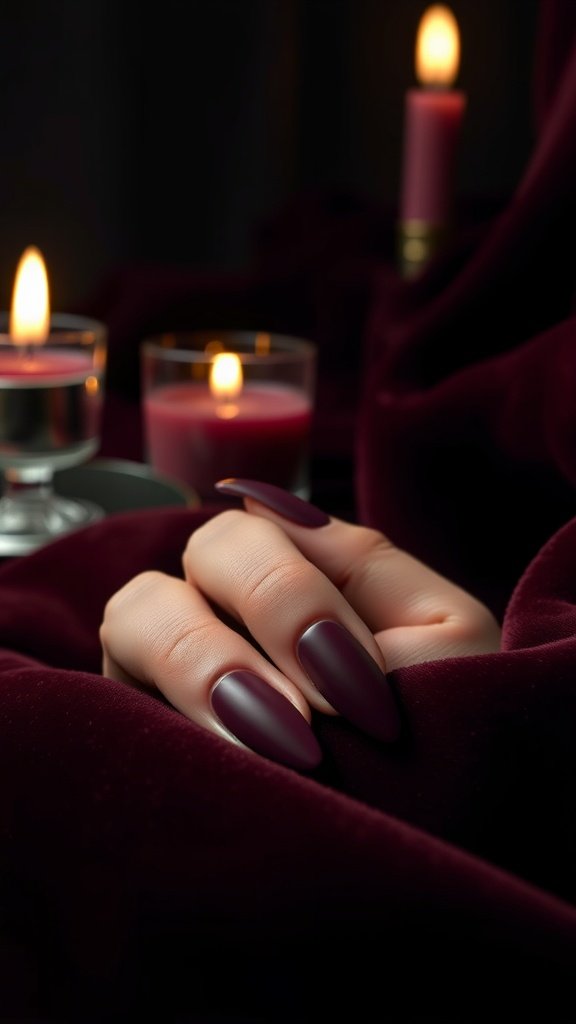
[0,0,539,310]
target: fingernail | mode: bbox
[297,620,401,743]
[214,478,330,528]
[211,670,323,772]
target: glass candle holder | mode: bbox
[0,313,107,556]
[141,331,317,504]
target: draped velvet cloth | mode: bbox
[3,2,576,1018]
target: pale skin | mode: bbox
[100,496,502,753]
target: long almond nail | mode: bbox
[211,670,322,772]
[297,620,401,743]
[214,478,330,528]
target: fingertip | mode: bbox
[214,478,331,529]
[211,670,323,772]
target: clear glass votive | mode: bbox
[141,331,317,504]
[0,312,107,555]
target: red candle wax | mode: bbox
[400,87,466,224]
[0,347,101,455]
[144,381,312,499]
[0,349,92,381]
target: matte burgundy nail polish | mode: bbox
[211,670,322,772]
[297,620,401,743]
[214,478,330,528]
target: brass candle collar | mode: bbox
[397,220,449,279]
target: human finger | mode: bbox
[182,510,402,744]
[100,570,322,772]
[214,479,502,672]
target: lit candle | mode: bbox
[142,333,315,504]
[0,244,105,465]
[398,4,466,277]
[0,247,107,556]
[10,245,50,346]
[0,247,93,379]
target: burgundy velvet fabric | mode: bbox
[2,509,576,1019]
[357,0,576,618]
[3,2,576,1018]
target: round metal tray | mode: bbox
[54,458,199,515]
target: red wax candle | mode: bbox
[400,5,466,229]
[0,347,102,457]
[0,247,107,557]
[0,349,92,380]
[401,87,465,224]
[144,381,312,500]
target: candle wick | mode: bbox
[16,341,37,369]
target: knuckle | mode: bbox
[339,530,395,591]
[101,570,163,624]
[183,510,250,574]
[355,524,394,554]
[453,601,501,651]
[185,509,247,554]
[241,556,315,616]
[158,615,215,674]
[469,604,501,645]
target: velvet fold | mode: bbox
[2,2,576,1017]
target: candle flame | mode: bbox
[416,4,460,87]
[210,351,243,401]
[10,246,50,346]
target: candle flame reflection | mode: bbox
[10,246,50,346]
[416,4,460,87]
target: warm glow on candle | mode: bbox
[205,339,224,357]
[415,4,460,87]
[255,332,271,356]
[10,246,50,346]
[210,352,243,401]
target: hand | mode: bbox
[100,479,501,772]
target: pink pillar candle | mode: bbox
[400,5,466,231]
[400,86,466,225]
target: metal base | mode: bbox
[0,493,105,556]
[397,220,448,279]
